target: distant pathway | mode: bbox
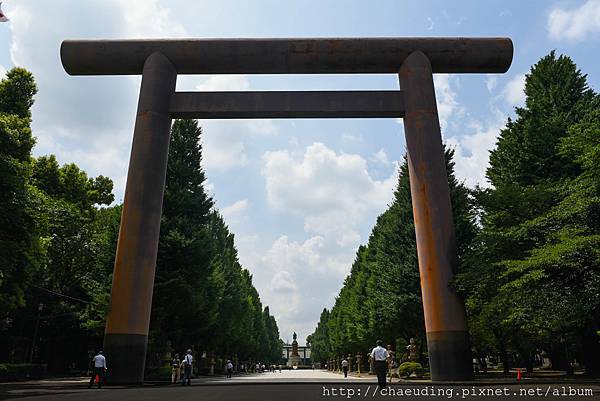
[202,368,370,383]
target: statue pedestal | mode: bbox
[287,355,302,367]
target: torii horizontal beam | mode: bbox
[169,91,405,119]
[61,37,512,75]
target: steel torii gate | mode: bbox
[61,37,512,384]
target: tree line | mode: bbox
[308,51,600,376]
[0,68,281,374]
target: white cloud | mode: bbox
[117,0,186,38]
[270,270,296,294]
[445,112,506,188]
[221,199,249,221]
[486,76,498,93]
[262,143,396,247]
[0,64,5,78]
[433,74,463,134]
[427,17,434,30]
[340,133,364,146]
[371,148,391,166]
[503,74,526,106]
[548,0,600,41]
[239,234,350,345]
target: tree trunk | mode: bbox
[525,351,534,373]
[582,329,600,377]
[549,342,569,372]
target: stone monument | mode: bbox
[287,332,302,367]
[407,338,419,362]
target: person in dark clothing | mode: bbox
[171,353,181,384]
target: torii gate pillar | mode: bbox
[103,52,176,384]
[400,51,472,380]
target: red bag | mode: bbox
[95,374,99,383]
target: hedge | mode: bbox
[398,362,423,378]
[0,364,47,382]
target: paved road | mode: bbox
[203,369,370,383]
[1,370,599,401]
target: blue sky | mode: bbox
[1,0,599,345]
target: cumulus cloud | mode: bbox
[433,74,463,134]
[5,0,188,201]
[118,0,186,38]
[262,143,397,247]
[221,199,249,221]
[503,74,526,106]
[239,234,351,344]
[548,0,600,41]
[445,114,505,188]
[371,148,391,166]
[248,142,399,340]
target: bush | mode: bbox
[398,362,423,378]
[0,364,47,382]
[144,366,172,381]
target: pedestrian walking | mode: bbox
[88,351,107,389]
[278,364,282,372]
[226,360,234,378]
[171,353,181,384]
[371,340,389,389]
[341,358,349,378]
[181,349,193,386]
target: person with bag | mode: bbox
[88,351,107,389]
[181,349,193,386]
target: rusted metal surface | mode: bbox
[103,51,176,384]
[61,37,512,75]
[170,90,405,119]
[399,51,472,380]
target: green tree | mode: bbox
[0,68,38,318]
[455,52,600,375]
[149,119,216,361]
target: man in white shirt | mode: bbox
[88,351,107,389]
[181,349,193,386]
[370,340,389,389]
[341,357,349,378]
[226,360,234,378]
